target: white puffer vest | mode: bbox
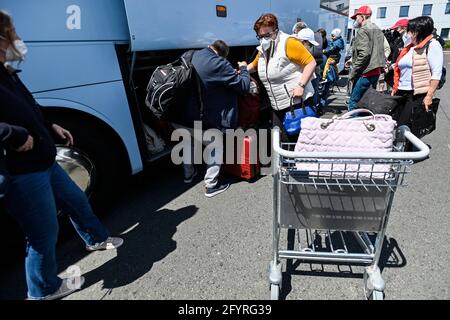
[257,31,315,111]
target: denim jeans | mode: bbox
[348,75,380,111]
[311,77,320,107]
[4,162,109,298]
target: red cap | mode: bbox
[390,19,409,30]
[351,5,372,20]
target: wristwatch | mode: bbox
[298,82,306,89]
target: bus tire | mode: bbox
[47,113,129,214]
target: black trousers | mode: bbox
[394,90,427,131]
[394,90,428,151]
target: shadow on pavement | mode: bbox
[0,162,199,300]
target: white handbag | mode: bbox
[294,109,397,178]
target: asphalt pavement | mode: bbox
[1,54,449,301]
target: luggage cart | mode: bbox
[269,126,430,300]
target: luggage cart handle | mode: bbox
[272,126,430,161]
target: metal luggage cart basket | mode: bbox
[269,126,430,300]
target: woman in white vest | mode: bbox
[247,13,317,141]
[391,16,443,142]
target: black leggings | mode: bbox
[394,90,426,130]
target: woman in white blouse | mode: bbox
[391,16,443,137]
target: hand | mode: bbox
[52,124,74,146]
[16,135,34,152]
[292,86,304,99]
[423,95,433,112]
[238,61,248,68]
[345,60,352,68]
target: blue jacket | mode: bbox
[324,36,345,61]
[181,47,250,130]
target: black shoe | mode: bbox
[184,169,198,183]
[205,183,230,198]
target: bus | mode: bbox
[1,0,349,208]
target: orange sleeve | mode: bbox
[286,38,314,66]
[250,52,260,68]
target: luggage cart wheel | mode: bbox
[364,266,385,300]
[368,290,384,300]
[270,284,280,300]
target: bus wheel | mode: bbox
[51,116,128,214]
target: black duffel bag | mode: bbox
[356,87,404,115]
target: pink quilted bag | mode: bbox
[294,109,397,178]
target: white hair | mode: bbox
[331,28,342,37]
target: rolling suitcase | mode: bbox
[238,79,260,128]
[223,135,260,180]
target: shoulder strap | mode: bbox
[182,50,204,119]
[194,71,204,120]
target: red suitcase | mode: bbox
[237,79,260,128]
[223,135,260,180]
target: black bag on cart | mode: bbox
[145,50,197,121]
[356,87,404,115]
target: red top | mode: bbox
[362,68,382,78]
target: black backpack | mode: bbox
[145,50,202,121]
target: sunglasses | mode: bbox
[256,30,278,40]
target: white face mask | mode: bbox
[353,20,361,29]
[260,38,273,51]
[0,38,28,62]
[402,34,412,47]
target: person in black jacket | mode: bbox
[173,40,250,198]
[0,11,123,300]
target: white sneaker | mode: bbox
[86,237,124,252]
[28,276,85,300]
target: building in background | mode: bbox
[320,0,350,33]
[348,0,450,39]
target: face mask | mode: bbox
[0,38,28,62]
[260,38,272,51]
[402,34,412,47]
[353,20,361,29]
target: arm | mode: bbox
[423,42,444,111]
[324,39,344,56]
[323,41,336,56]
[0,122,32,151]
[246,52,260,74]
[221,61,251,93]
[285,38,317,98]
[350,30,371,79]
[384,37,391,60]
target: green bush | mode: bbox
[444,40,450,49]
